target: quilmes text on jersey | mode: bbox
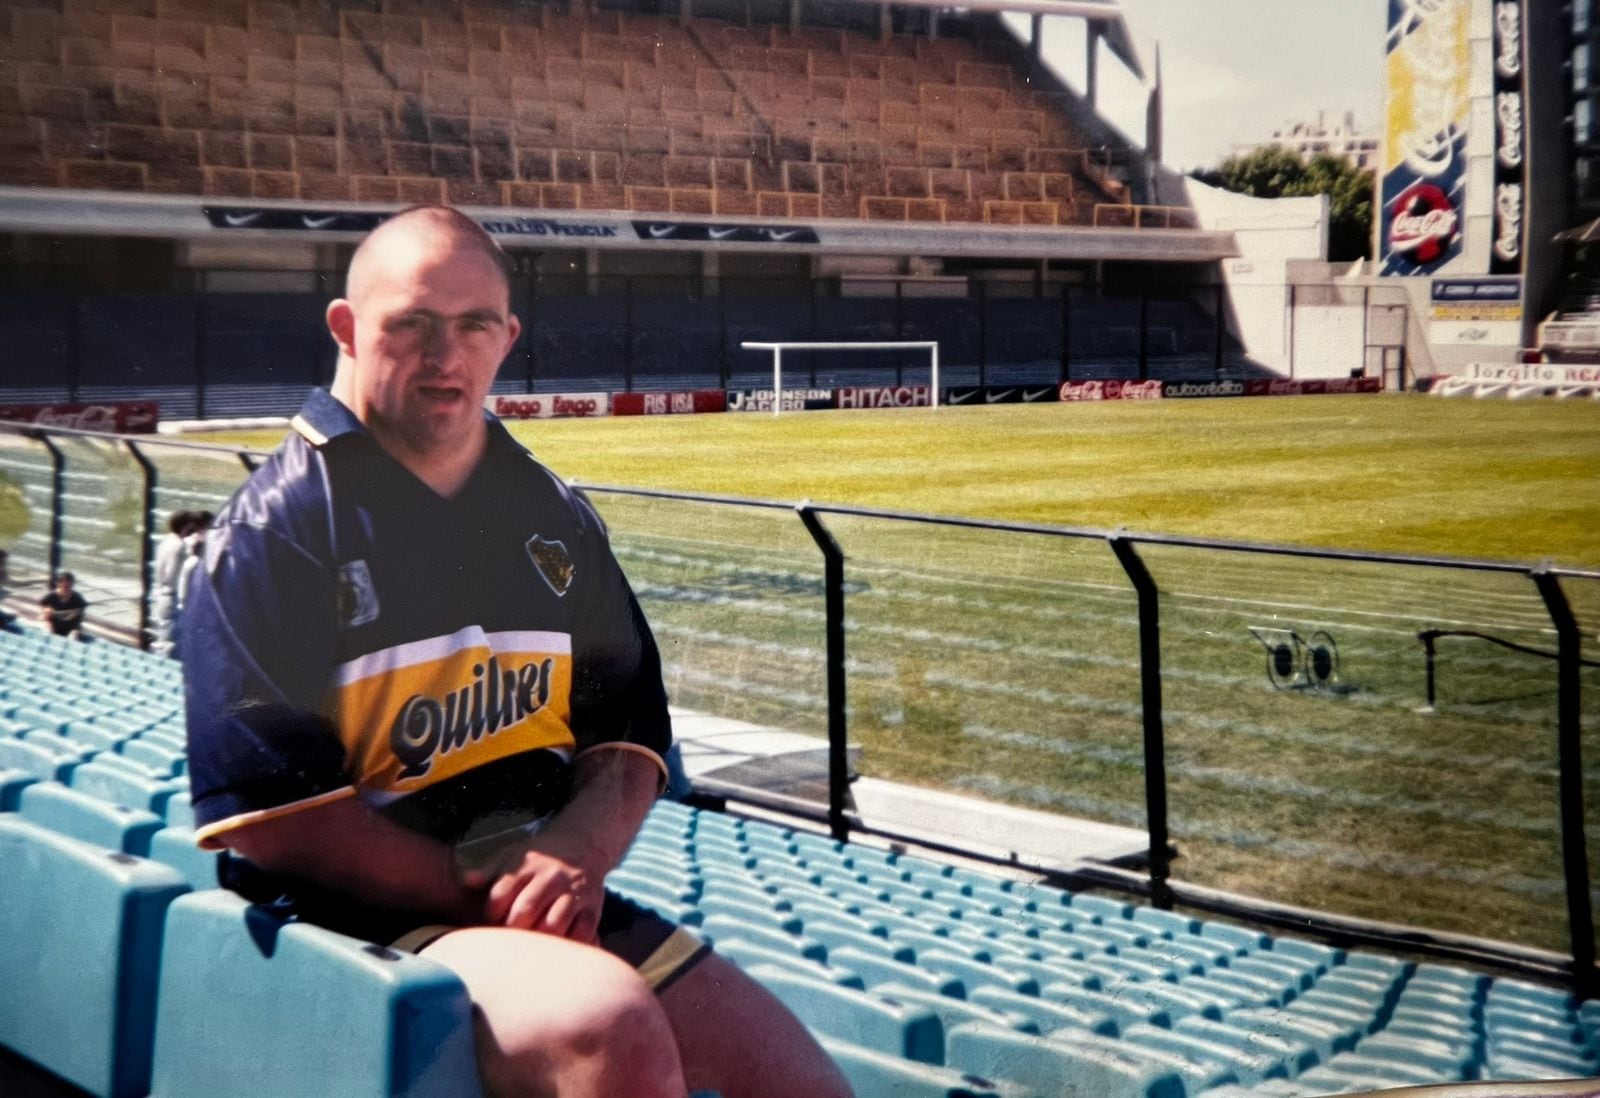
[391,656,555,778]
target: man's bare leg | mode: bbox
[657,951,854,1098]
[422,927,688,1098]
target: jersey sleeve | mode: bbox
[182,514,352,848]
[566,493,673,784]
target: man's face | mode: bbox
[55,577,71,597]
[338,239,520,459]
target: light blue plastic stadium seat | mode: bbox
[69,757,186,816]
[149,889,482,1098]
[0,765,36,809]
[0,815,189,1098]
[59,720,127,751]
[1172,1014,1322,1076]
[819,1036,1026,1098]
[1226,1005,1365,1062]
[1269,937,1346,968]
[117,737,186,777]
[1351,1030,1480,1078]
[827,946,967,998]
[698,913,828,962]
[0,734,83,781]
[870,982,1042,1041]
[799,917,916,962]
[1121,1022,1291,1085]
[1092,976,1230,1025]
[944,1023,1191,1097]
[1314,1050,1457,1087]
[744,964,945,1064]
[11,704,72,735]
[713,937,867,989]
[1040,981,1171,1032]
[146,826,223,891]
[918,948,1040,997]
[967,986,1118,1037]
[18,780,165,855]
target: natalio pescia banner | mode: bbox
[1381,0,1471,276]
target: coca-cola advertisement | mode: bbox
[0,401,159,433]
[1380,0,1470,276]
[1489,0,1526,276]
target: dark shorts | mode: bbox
[392,892,709,994]
[222,856,708,994]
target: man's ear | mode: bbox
[504,313,522,358]
[327,299,357,358]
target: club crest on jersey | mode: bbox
[526,535,574,597]
[337,560,379,628]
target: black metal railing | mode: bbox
[1,420,1595,997]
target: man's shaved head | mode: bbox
[326,203,522,496]
[345,205,511,304]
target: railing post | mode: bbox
[125,440,157,651]
[1419,630,1438,710]
[1532,568,1598,999]
[1108,534,1173,910]
[796,504,851,843]
[33,432,65,581]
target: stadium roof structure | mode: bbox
[0,186,1238,263]
[831,0,1144,79]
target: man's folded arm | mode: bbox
[220,795,485,925]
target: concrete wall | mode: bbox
[1183,178,1327,374]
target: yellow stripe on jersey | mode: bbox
[324,626,575,795]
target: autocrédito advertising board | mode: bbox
[944,385,1059,406]
[1380,0,1471,276]
[611,390,728,416]
[486,393,609,419]
[0,401,158,432]
[725,389,835,413]
[1430,277,1522,345]
[1489,0,1526,276]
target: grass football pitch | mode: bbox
[54,393,1600,953]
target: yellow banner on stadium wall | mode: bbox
[1380,0,1471,275]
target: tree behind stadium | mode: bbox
[1192,146,1375,263]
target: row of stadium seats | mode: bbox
[2,625,1598,1097]
[0,0,1127,224]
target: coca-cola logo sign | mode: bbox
[0,402,159,433]
[1388,182,1459,265]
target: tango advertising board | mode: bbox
[1381,0,1471,276]
[487,393,609,419]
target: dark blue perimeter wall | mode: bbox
[1,282,1252,418]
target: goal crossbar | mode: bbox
[740,340,940,415]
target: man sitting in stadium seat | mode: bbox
[181,206,851,1098]
[38,571,87,640]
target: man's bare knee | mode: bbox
[425,929,685,1098]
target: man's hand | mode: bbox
[483,833,605,943]
[481,745,664,943]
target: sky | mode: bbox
[1008,0,1389,172]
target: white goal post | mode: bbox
[740,341,940,415]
